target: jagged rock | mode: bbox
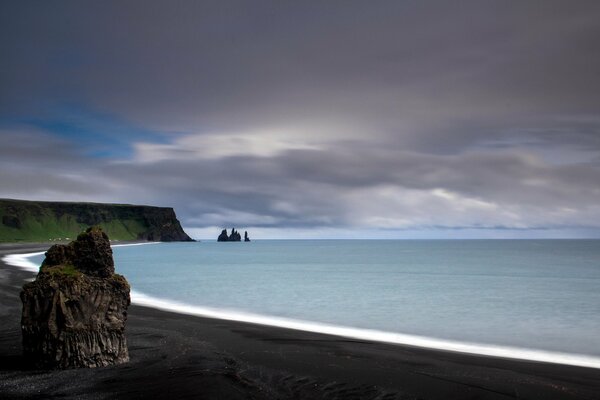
[217,228,243,242]
[217,229,229,242]
[41,228,114,278]
[72,228,114,278]
[42,243,75,268]
[20,226,130,369]
[244,231,250,242]
[229,228,241,242]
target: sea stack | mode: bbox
[229,228,241,241]
[20,226,130,369]
[217,229,229,242]
[217,228,243,242]
[244,231,250,242]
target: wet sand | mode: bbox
[1,243,599,399]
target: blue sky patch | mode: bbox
[2,104,173,159]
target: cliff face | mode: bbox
[20,227,130,368]
[134,206,194,242]
[0,198,194,242]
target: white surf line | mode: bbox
[131,290,600,370]
[2,242,162,273]
[2,251,46,273]
[4,247,600,370]
[111,242,162,248]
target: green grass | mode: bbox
[0,200,151,242]
[40,264,82,278]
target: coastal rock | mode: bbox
[229,228,241,242]
[42,243,75,267]
[217,228,243,242]
[20,226,130,369]
[72,228,115,278]
[217,229,229,242]
[244,231,250,242]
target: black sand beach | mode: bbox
[1,244,599,399]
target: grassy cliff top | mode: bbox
[0,198,193,243]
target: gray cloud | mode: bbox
[1,1,600,237]
[2,130,600,235]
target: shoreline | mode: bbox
[8,245,600,370]
[133,289,600,370]
[1,243,599,399]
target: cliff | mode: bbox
[20,227,130,368]
[0,198,194,242]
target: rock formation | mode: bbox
[229,228,242,241]
[217,228,245,242]
[244,231,250,242]
[217,229,229,242]
[20,226,130,369]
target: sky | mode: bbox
[1,1,600,239]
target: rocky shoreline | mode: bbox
[1,243,600,399]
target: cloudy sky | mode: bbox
[1,1,600,239]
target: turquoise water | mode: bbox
[31,239,600,357]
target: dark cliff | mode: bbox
[21,227,130,368]
[0,198,194,242]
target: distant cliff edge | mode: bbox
[0,198,194,242]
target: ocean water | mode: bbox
[24,240,600,365]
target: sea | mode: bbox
[15,239,600,368]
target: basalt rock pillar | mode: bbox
[20,226,130,369]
